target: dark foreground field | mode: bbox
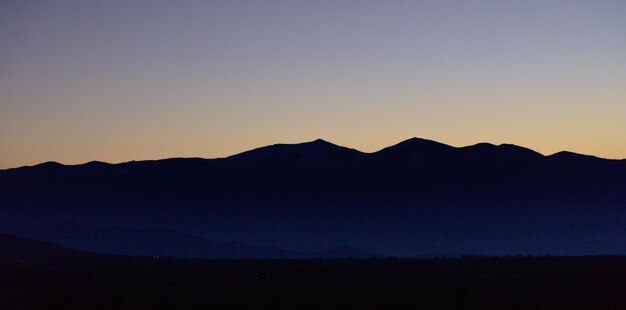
[1,256,625,310]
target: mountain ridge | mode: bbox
[2,223,378,259]
[3,137,623,171]
[1,137,625,256]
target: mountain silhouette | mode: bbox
[5,222,222,258]
[0,232,115,264]
[1,137,625,256]
[3,222,376,259]
[313,244,378,258]
[229,139,363,162]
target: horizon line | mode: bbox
[3,136,624,170]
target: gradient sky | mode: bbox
[1,0,625,168]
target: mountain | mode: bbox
[373,137,456,165]
[2,222,375,259]
[313,245,378,259]
[228,139,364,167]
[2,222,297,259]
[0,232,111,264]
[1,137,625,256]
[5,222,219,257]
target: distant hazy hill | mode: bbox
[313,245,378,259]
[1,138,625,256]
[0,232,107,263]
[3,222,376,259]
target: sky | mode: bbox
[1,0,625,168]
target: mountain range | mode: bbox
[1,137,625,256]
[2,222,376,259]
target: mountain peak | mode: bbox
[497,143,544,157]
[459,142,544,163]
[311,138,329,144]
[226,138,363,165]
[461,142,497,150]
[296,138,339,149]
[382,137,453,150]
[403,137,446,145]
[374,137,455,156]
[548,151,602,161]
[35,161,64,168]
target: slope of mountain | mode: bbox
[313,245,378,259]
[0,232,105,263]
[3,223,295,259]
[228,139,364,166]
[1,137,625,256]
[5,222,218,257]
[372,137,456,163]
[3,223,376,259]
